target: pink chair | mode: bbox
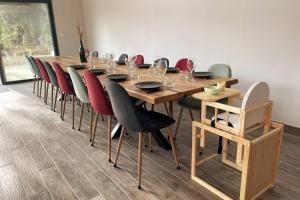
[35,58,51,104]
[53,62,76,129]
[175,58,188,71]
[83,70,114,162]
[134,55,144,65]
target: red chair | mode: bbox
[35,58,51,104]
[175,58,188,71]
[53,62,76,129]
[134,55,144,65]
[83,70,113,162]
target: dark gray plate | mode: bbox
[136,64,152,68]
[135,81,162,90]
[69,64,87,70]
[167,68,179,73]
[192,71,213,78]
[116,61,126,65]
[88,68,106,76]
[106,74,129,81]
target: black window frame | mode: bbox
[0,0,60,84]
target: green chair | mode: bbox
[68,67,94,141]
[174,64,232,139]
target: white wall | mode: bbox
[82,0,300,127]
[52,0,86,56]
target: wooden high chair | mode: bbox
[191,82,284,200]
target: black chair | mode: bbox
[92,51,99,58]
[154,57,169,67]
[118,54,128,62]
[106,81,180,189]
[27,56,42,98]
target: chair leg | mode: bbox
[149,132,152,152]
[163,102,169,115]
[138,132,143,189]
[89,107,94,142]
[189,109,194,121]
[91,113,99,146]
[108,115,112,162]
[174,106,183,139]
[78,102,84,131]
[141,133,147,148]
[45,83,49,105]
[54,88,58,112]
[113,127,126,167]
[62,94,67,121]
[72,95,75,129]
[39,79,43,98]
[51,84,54,110]
[101,114,105,121]
[33,76,36,93]
[36,79,39,97]
[167,126,180,169]
[60,92,63,119]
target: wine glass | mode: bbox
[157,59,168,81]
[187,57,196,81]
[149,56,160,75]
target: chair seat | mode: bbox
[212,113,240,129]
[177,97,201,110]
[138,111,175,132]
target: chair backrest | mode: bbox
[83,71,113,115]
[154,58,169,68]
[68,67,89,103]
[118,54,128,62]
[43,61,58,87]
[28,56,41,77]
[241,82,270,129]
[208,64,232,78]
[92,51,98,58]
[35,58,51,83]
[175,58,188,71]
[106,81,142,131]
[134,55,144,65]
[53,62,74,95]
[25,55,35,74]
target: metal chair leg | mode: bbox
[60,92,63,119]
[54,87,58,112]
[91,113,99,146]
[167,126,180,169]
[62,94,67,121]
[174,106,183,139]
[45,83,49,105]
[33,76,36,93]
[39,79,43,98]
[138,132,143,189]
[78,102,84,131]
[36,79,39,97]
[51,84,54,110]
[149,132,152,152]
[89,107,94,142]
[108,115,112,162]
[72,95,75,129]
[113,127,126,167]
[163,102,169,115]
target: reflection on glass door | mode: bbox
[0,1,58,83]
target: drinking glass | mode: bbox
[187,57,196,81]
[157,59,168,81]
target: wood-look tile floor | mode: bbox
[0,82,299,200]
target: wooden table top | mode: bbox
[41,56,238,104]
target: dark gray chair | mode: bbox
[174,64,232,139]
[27,56,42,97]
[43,61,60,111]
[154,57,169,67]
[92,51,99,58]
[118,54,128,62]
[106,81,180,189]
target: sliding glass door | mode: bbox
[0,0,59,84]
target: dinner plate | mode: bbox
[88,68,106,76]
[136,64,152,68]
[192,71,213,78]
[106,74,129,81]
[135,81,163,90]
[69,64,87,70]
[167,68,179,73]
[116,61,126,65]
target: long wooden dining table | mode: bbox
[41,56,238,150]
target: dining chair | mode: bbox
[174,64,232,139]
[68,67,95,142]
[106,81,180,189]
[154,57,169,67]
[134,55,144,65]
[27,56,42,97]
[35,58,51,105]
[43,61,59,111]
[118,54,128,62]
[25,55,37,94]
[175,58,188,71]
[92,51,99,58]
[83,71,113,161]
[53,62,76,129]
